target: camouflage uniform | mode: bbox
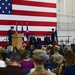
[27,67,56,75]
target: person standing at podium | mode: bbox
[51,28,55,45]
[8,26,14,45]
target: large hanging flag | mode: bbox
[0,0,57,40]
[26,22,29,40]
[21,25,24,41]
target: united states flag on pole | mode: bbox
[15,22,18,33]
[21,25,24,41]
[26,25,29,40]
[0,0,57,40]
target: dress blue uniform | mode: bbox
[8,27,14,45]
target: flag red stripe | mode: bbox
[12,10,56,17]
[0,31,52,36]
[0,20,57,26]
[12,0,56,8]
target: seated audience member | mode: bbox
[62,44,72,56]
[59,49,73,75]
[63,52,75,75]
[30,45,35,58]
[30,54,50,73]
[7,45,13,59]
[0,53,6,68]
[0,52,27,75]
[0,46,7,61]
[44,34,51,45]
[49,45,63,68]
[20,50,34,69]
[46,44,54,56]
[28,49,56,75]
[0,47,7,67]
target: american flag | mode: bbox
[26,24,29,40]
[0,0,57,41]
[21,25,24,41]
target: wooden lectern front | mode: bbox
[12,33,22,50]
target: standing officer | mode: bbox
[51,28,55,45]
[8,26,14,45]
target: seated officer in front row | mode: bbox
[44,34,51,45]
[30,34,36,46]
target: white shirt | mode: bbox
[0,60,6,67]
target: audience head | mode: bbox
[65,51,75,65]
[7,45,13,52]
[10,52,21,63]
[46,44,53,50]
[33,49,46,65]
[37,44,42,49]
[54,45,60,52]
[63,45,72,55]
[0,46,7,53]
[21,50,30,59]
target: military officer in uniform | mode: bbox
[8,26,14,45]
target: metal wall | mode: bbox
[57,0,75,44]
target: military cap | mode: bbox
[11,26,14,28]
[33,49,46,60]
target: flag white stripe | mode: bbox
[0,25,55,31]
[12,4,56,13]
[26,0,57,3]
[0,14,57,22]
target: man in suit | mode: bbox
[8,26,14,45]
[44,34,51,45]
[51,28,55,45]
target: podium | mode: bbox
[12,33,22,50]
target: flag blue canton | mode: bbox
[0,0,12,14]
